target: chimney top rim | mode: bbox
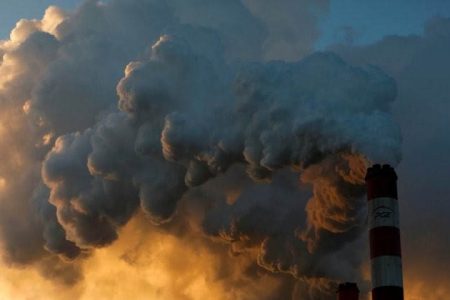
[365,164,397,181]
[337,282,360,292]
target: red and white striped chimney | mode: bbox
[337,282,359,300]
[365,164,403,300]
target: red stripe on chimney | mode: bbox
[372,286,404,300]
[365,164,398,200]
[370,226,402,259]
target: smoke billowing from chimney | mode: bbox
[0,0,403,299]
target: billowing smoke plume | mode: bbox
[0,0,402,299]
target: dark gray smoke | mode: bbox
[0,0,405,299]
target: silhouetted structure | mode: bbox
[366,164,404,300]
[337,282,359,300]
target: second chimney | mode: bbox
[337,282,359,300]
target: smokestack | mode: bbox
[337,282,359,300]
[365,164,404,300]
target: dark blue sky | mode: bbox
[317,0,450,47]
[2,0,450,48]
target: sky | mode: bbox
[2,0,450,47]
[0,1,449,300]
[317,0,450,47]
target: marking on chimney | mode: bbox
[374,205,394,220]
[368,197,399,229]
